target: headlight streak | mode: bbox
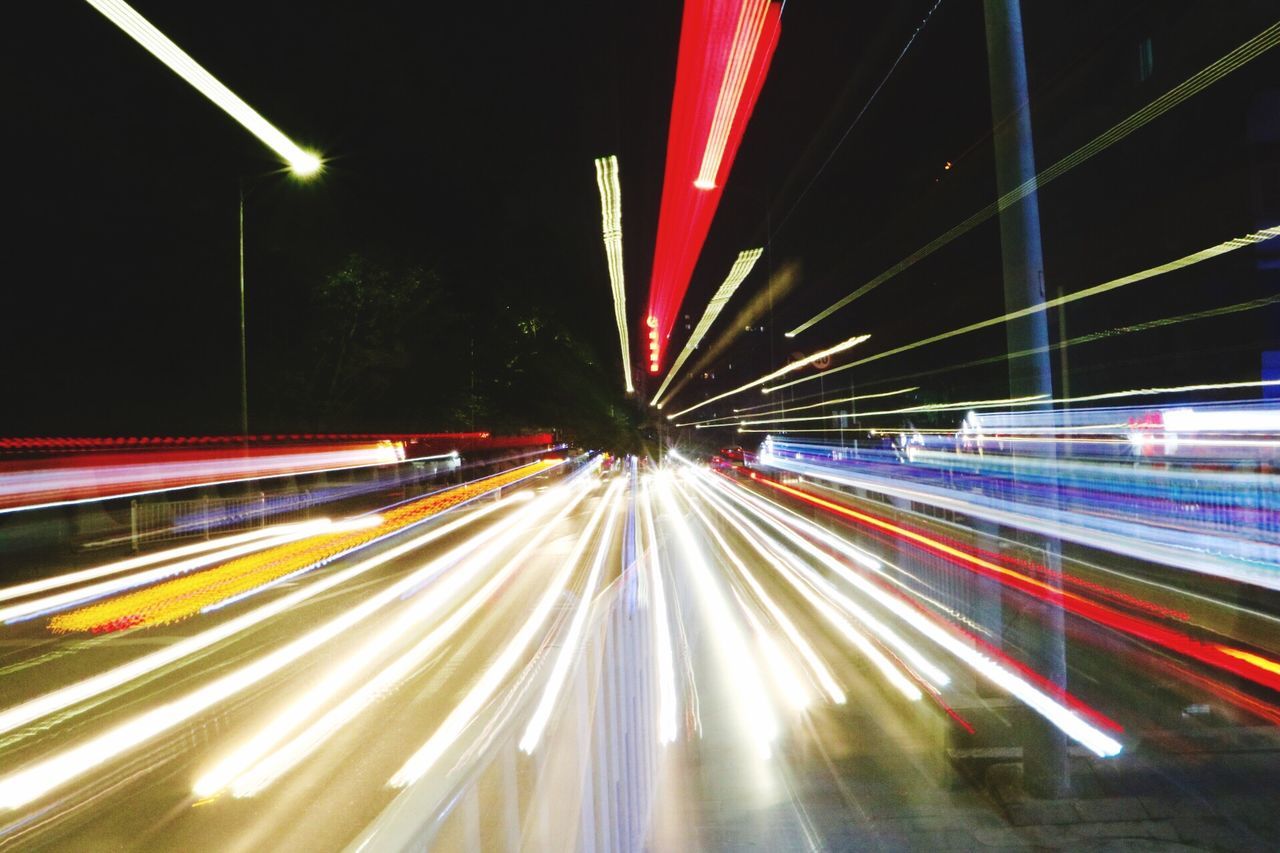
[198,481,600,799]
[668,334,871,419]
[681,475,927,701]
[83,0,321,175]
[729,585,811,711]
[676,487,844,705]
[772,227,1280,393]
[784,21,1280,338]
[687,464,1124,757]
[389,480,625,788]
[639,475,680,744]
[0,488,531,754]
[656,473,778,760]
[519,484,626,753]
[593,155,634,392]
[651,248,763,407]
[0,521,335,623]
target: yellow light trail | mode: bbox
[390,481,625,788]
[84,0,321,175]
[770,226,1280,395]
[680,386,918,428]
[785,22,1280,337]
[733,394,1046,429]
[594,155,634,392]
[668,333,870,419]
[652,248,762,407]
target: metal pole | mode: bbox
[239,178,249,438]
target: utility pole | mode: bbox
[985,0,1070,799]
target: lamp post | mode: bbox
[239,161,321,437]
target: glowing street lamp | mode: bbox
[84,0,322,176]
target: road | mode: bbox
[1,457,1278,850]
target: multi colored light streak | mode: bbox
[770,227,1280,394]
[645,0,781,372]
[668,333,870,418]
[46,460,560,633]
[784,21,1280,337]
[84,0,321,175]
[0,442,406,514]
[747,472,1280,695]
[652,248,762,407]
[594,155,634,391]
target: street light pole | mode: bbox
[239,178,249,438]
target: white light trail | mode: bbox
[594,155,634,392]
[680,489,844,704]
[657,473,777,759]
[652,248,762,407]
[685,474,925,701]
[390,481,624,788]
[519,485,625,752]
[200,482,598,798]
[84,0,321,175]
[640,475,679,744]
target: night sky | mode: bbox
[4,2,1278,441]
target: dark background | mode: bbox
[2,2,1277,445]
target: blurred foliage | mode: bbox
[262,253,640,451]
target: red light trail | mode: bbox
[644,0,781,373]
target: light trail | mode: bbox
[0,484,571,810]
[769,227,1280,394]
[651,248,762,407]
[785,22,1280,337]
[681,386,919,428]
[519,484,625,753]
[747,473,1280,694]
[694,0,773,189]
[657,472,778,759]
[688,463,1125,757]
[716,394,1046,429]
[0,481,547,750]
[199,480,601,798]
[594,155,634,391]
[83,0,321,174]
[0,521,326,606]
[390,481,625,787]
[679,488,845,704]
[640,475,679,744]
[683,473,932,699]
[669,333,870,419]
[0,519,351,624]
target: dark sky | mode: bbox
[4,2,1278,437]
